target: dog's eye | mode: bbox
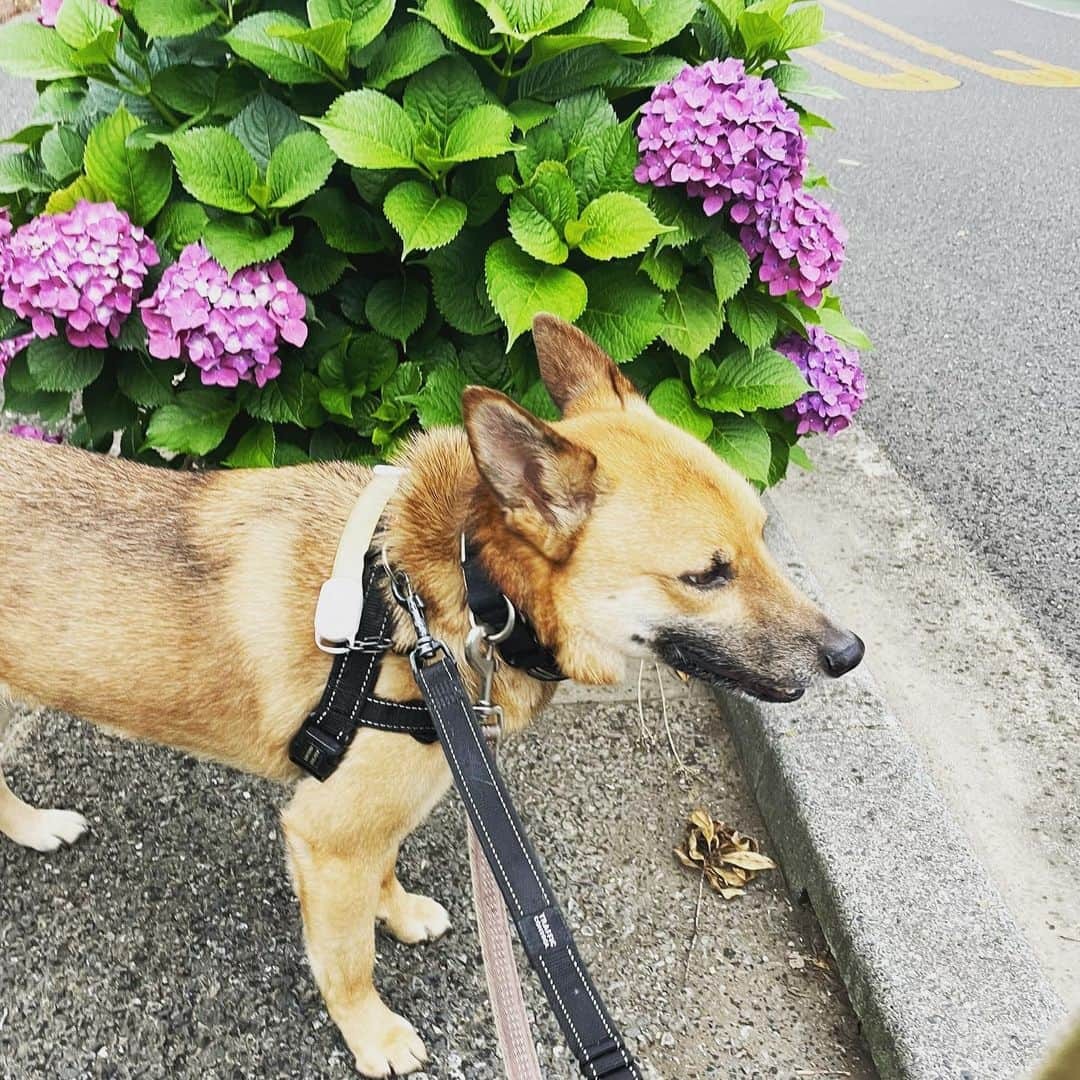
[679,558,732,590]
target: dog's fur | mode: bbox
[0,316,861,1077]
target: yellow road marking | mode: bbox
[802,34,961,91]
[822,0,1080,87]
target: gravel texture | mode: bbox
[0,696,872,1079]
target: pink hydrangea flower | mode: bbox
[139,243,308,389]
[739,187,847,307]
[0,332,34,381]
[777,326,865,436]
[635,58,806,219]
[8,424,62,443]
[0,209,39,378]
[40,0,117,27]
[2,201,159,349]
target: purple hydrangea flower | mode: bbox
[777,326,866,436]
[0,209,34,378]
[739,187,847,307]
[140,243,308,389]
[2,201,159,350]
[635,58,806,219]
[8,424,62,443]
[40,0,117,27]
[0,332,34,382]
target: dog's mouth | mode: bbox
[652,631,807,704]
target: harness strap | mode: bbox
[412,653,640,1080]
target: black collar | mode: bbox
[460,537,566,682]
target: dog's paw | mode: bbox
[380,892,451,945]
[7,808,89,853]
[346,1001,428,1078]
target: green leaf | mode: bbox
[648,378,712,441]
[237,364,305,424]
[660,283,722,359]
[416,0,500,55]
[507,98,555,133]
[153,200,210,254]
[449,157,512,225]
[0,152,52,195]
[365,276,428,343]
[708,414,772,483]
[285,234,351,294]
[727,290,778,352]
[224,421,276,467]
[308,0,394,49]
[2,387,72,422]
[571,192,669,261]
[39,126,83,182]
[650,187,711,251]
[265,130,335,209]
[780,4,825,50]
[26,337,104,392]
[813,304,873,351]
[83,107,173,225]
[269,19,350,78]
[167,126,259,213]
[692,347,809,413]
[383,180,466,257]
[481,0,589,41]
[508,160,576,265]
[789,442,813,470]
[151,64,218,117]
[640,247,682,292]
[204,218,295,275]
[365,20,448,89]
[80,371,136,442]
[738,9,784,55]
[402,56,487,136]
[0,22,80,80]
[133,0,219,38]
[425,231,498,334]
[570,116,637,204]
[297,187,382,253]
[411,365,468,428]
[636,0,697,45]
[229,94,306,172]
[485,238,587,350]
[519,379,559,420]
[441,103,517,163]
[56,0,121,49]
[225,12,331,85]
[531,7,644,62]
[704,233,752,306]
[309,89,418,171]
[146,390,239,456]
[517,43,623,101]
[44,174,108,213]
[117,351,180,407]
[577,265,664,361]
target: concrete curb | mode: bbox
[716,502,1065,1080]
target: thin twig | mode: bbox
[635,660,651,744]
[684,867,705,984]
[656,662,685,770]
[795,1070,852,1078]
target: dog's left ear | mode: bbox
[532,313,640,417]
[463,386,597,559]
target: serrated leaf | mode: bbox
[0,153,52,195]
[383,180,466,257]
[265,130,335,209]
[813,305,873,351]
[0,21,80,80]
[481,0,589,41]
[426,231,498,334]
[449,157,512,225]
[84,107,173,225]
[411,365,468,428]
[571,116,638,204]
[441,103,517,164]
[416,0,500,55]
[117,351,181,406]
[648,378,712,441]
[204,218,295,275]
[308,0,393,48]
[531,7,644,63]
[27,337,104,392]
[167,126,258,213]
[693,348,808,413]
[403,56,488,136]
[780,4,825,50]
[225,12,331,85]
[133,0,219,38]
[285,234,350,294]
[577,266,664,362]
[519,378,559,420]
[705,233,752,306]
[310,89,418,171]
[650,187,711,251]
[56,0,121,49]
[237,363,305,424]
[517,43,623,101]
[151,64,217,117]
[224,421,276,467]
[45,174,108,213]
[727,290,779,352]
[153,200,210,253]
[508,160,576,264]
[146,390,239,456]
[229,94,306,172]
[708,414,772,483]
[81,371,137,441]
[297,187,382,253]
[572,192,668,260]
[365,21,448,89]
[738,9,785,55]
[660,283,722,359]
[640,247,683,292]
[365,276,427,343]
[39,126,84,182]
[485,238,587,350]
[637,0,697,46]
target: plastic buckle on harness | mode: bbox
[288,721,346,781]
[582,1037,631,1078]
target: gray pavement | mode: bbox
[805,0,1080,663]
[0,693,873,1080]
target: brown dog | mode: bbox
[0,315,862,1076]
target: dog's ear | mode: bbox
[463,386,597,558]
[531,313,640,417]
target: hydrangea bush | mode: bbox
[0,0,868,482]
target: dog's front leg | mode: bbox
[281,736,451,1078]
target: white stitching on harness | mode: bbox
[538,954,586,1059]
[566,947,635,1076]
[332,606,388,740]
[365,696,428,712]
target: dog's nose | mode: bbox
[820,630,865,677]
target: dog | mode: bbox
[0,314,863,1077]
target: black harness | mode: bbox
[288,544,640,1080]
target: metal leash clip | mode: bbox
[464,603,514,746]
[383,549,451,675]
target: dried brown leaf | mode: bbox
[673,809,777,900]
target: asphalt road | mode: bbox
[802,0,1080,663]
